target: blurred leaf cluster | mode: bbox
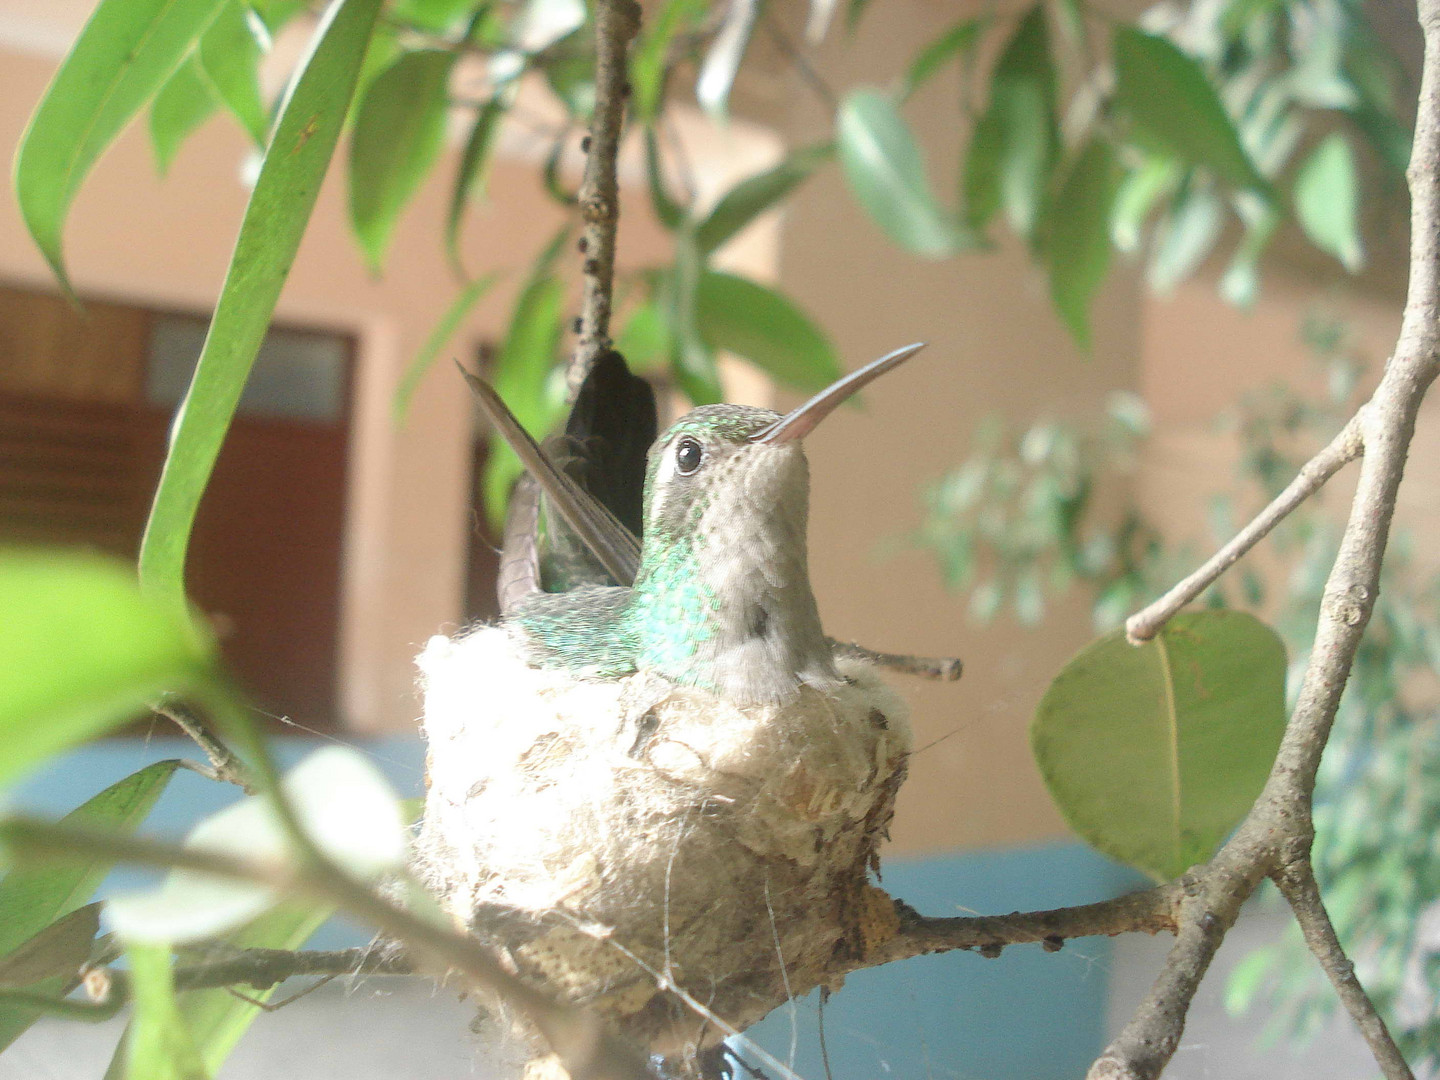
[917,315,1440,1067]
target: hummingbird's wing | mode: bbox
[560,349,656,540]
[459,363,642,597]
[497,473,542,615]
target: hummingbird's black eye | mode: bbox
[675,437,703,475]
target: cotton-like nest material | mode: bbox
[413,624,912,1064]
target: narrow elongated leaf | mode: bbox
[198,0,269,146]
[643,126,687,231]
[966,6,1057,239]
[1220,194,1279,307]
[694,272,841,393]
[1113,26,1268,195]
[1293,133,1363,273]
[15,0,228,288]
[126,943,208,1080]
[0,904,101,989]
[903,18,984,100]
[695,143,834,255]
[1110,156,1180,253]
[138,0,384,612]
[664,230,723,405]
[961,108,1004,231]
[1032,610,1287,881]
[393,274,498,424]
[0,761,179,1051]
[1147,180,1223,293]
[150,57,219,176]
[1048,139,1119,350]
[838,89,963,257]
[697,0,758,120]
[630,0,708,122]
[447,94,508,277]
[482,228,572,524]
[0,552,210,785]
[350,50,456,273]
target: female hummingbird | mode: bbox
[416,343,937,1068]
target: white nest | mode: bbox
[414,625,912,1062]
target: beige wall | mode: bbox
[764,0,1148,852]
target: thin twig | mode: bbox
[761,14,838,111]
[828,639,963,681]
[1273,861,1415,1080]
[1125,413,1363,644]
[570,0,642,394]
[154,701,257,793]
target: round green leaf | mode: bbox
[838,89,964,258]
[0,552,212,788]
[1032,610,1287,881]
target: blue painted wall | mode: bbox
[743,845,1145,1080]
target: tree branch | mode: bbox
[570,0,641,394]
[1125,413,1363,645]
[1082,0,1440,1073]
[154,700,257,793]
[1273,862,1415,1080]
[848,883,1183,971]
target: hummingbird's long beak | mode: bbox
[749,342,928,445]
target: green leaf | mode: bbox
[1048,139,1119,350]
[961,108,1004,232]
[1147,181,1223,294]
[663,230,723,405]
[838,88,963,258]
[197,0,269,146]
[1113,26,1268,196]
[1293,133,1364,273]
[138,0,384,613]
[967,6,1058,240]
[393,274,498,425]
[643,126,687,231]
[149,56,219,176]
[446,94,509,277]
[1110,156,1180,253]
[1220,194,1279,307]
[0,761,179,1050]
[126,942,209,1080]
[179,904,332,1074]
[14,0,228,289]
[1032,610,1287,881]
[0,552,211,786]
[482,228,571,524]
[902,18,983,101]
[630,0,708,122]
[349,49,456,273]
[694,143,834,255]
[694,272,841,393]
[389,0,476,32]
[0,903,101,989]
[614,300,671,374]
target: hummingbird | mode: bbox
[457,341,928,705]
[417,342,940,1068]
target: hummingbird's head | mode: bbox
[629,342,926,702]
